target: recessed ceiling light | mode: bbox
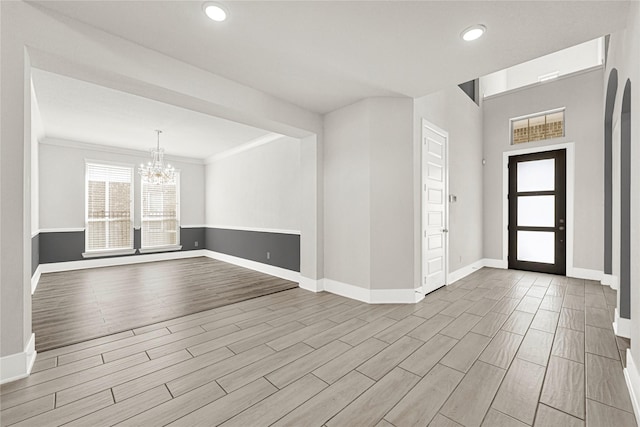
[203,2,228,22]
[461,25,486,42]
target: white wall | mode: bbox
[482,38,603,97]
[323,97,414,292]
[482,68,604,271]
[323,100,371,289]
[413,87,484,281]
[606,0,640,405]
[39,139,205,230]
[31,80,45,235]
[205,136,301,232]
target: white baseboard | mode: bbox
[39,250,207,274]
[567,267,604,281]
[371,288,425,304]
[320,278,420,304]
[31,265,41,295]
[614,308,631,338]
[202,250,300,283]
[449,259,485,284]
[624,349,640,423]
[482,258,508,269]
[322,279,371,303]
[1,333,37,385]
[298,276,324,292]
[602,274,619,290]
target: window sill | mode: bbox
[138,245,183,254]
[82,249,136,258]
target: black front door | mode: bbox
[508,149,566,275]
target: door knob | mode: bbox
[442,229,449,233]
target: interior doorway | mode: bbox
[508,149,567,275]
[422,120,449,295]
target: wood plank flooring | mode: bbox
[32,257,298,351]
[3,267,635,426]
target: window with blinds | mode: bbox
[86,163,133,252]
[141,174,180,248]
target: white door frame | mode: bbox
[422,119,449,294]
[501,142,575,276]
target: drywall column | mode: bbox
[323,97,415,301]
[604,70,618,279]
[299,134,324,289]
[0,1,35,381]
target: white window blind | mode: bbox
[86,163,133,252]
[142,174,180,248]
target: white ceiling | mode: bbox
[33,0,630,114]
[31,68,274,159]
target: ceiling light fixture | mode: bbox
[139,130,175,185]
[461,24,486,42]
[203,2,228,22]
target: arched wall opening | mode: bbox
[604,69,618,276]
[620,79,632,319]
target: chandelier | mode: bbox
[138,130,175,184]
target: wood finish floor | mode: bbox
[3,267,635,426]
[32,257,298,351]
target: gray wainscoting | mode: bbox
[205,228,300,272]
[31,233,40,276]
[34,227,299,274]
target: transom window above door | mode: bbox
[511,108,565,145]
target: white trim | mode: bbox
[299,276,324,293]
[40,250,206,273]
[206,225,301,235]
[482,258,508,269]
[421,119,449,296]
[371,288,425,304]
[566,267,603,281]
[624,349,640,423]
[501,142,575,274]
[0,334,37,385]
[41,137,204,165]
[319,278,422,304]
[205,133,284,164]
[323,279,370,303]
[31,265,41,295]
[202,250,300,282]
[448,259,485,284]
[601,273,616,289]
[138,245,182,254]
[604,274,619,290]
[39,228,85,233]
[82,248,137,258]
[180,225,207,229]
[613,308,631,338]
[483,65,604,101]
[31,230,39,238]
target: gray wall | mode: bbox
[205,228,300,272]
[413,86,484,282]
[37,227,205,264]
[323,97,414,291]
[482,68,605,271]
[205,136,301,232]
[39,139,206,230]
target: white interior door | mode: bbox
[422,121,448,295]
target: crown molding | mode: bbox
[40,137,205,165]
